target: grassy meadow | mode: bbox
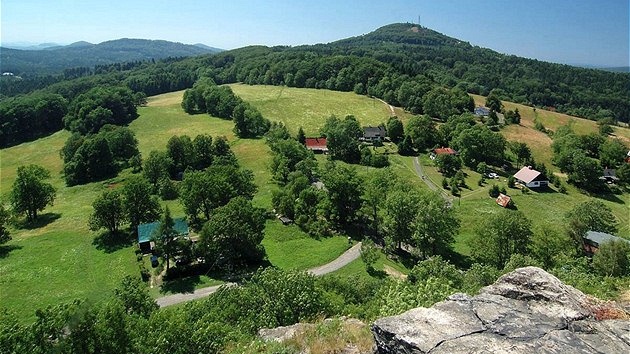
[2,84,629,322]
[229,84,411,136]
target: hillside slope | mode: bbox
[0,38,221,75]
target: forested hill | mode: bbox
[2,23,629,147]
[0,38,221,76]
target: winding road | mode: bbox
[156,242,362,307]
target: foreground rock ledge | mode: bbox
[372,266,630,354]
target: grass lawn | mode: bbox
[327,249,410,281]
[230,84,411,136]
[263,220,349,270]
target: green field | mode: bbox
[230,84,411,136]
[2,85,629,322]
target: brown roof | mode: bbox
[496,193,511,208]
[514,166,542,184]
[305,137,327,150]
[434,147,457,155]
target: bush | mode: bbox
[159,178,179,200]
[507,175,515,188]
[442,178,448,189]
[477,177,484,186]
[489,184,500,198]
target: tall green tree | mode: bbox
[113,275,158,318]
[565,200,618,252]
[320,115,363,163]
[411,191,459,258]
[384,187,422,251]
[153,206,177,271]
[0,203,11,245]
[599,138,627,168]
[199,197,266,270]
[320,162,364,227]
[470,209,533,268]
[192,134,214,170]
[296,127,306,145]
[485,91,503,112]
[121,176,161,233]
[143,150,172,191]
[10,165,56,221]
[386,116,404,143]
[406,115,437,151]
[89,190,125,234]
[592,240,630,277]
[179,165,256,222]
[166,135,194,177]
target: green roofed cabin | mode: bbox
[137,218,189,254]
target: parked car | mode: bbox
[150,255,159,268]
[487,172,499,179]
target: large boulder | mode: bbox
[372,267,630,353]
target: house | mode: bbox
[583,231,630,255]
[474,106,490,117]
[430,147,458,160]
[361,126,387,142]
[305,137,328,154]
[137,218,189,254]
[513,166,548,188]
[496,193,512,208]
[601,168,618,183]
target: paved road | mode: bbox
[156,242,363,307]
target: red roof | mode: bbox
[496,193,511,208]
[305,137,327,150]
[434,147,457,155]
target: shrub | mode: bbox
[489,184,500,198]
[507,175,515,188]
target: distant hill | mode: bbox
[0,38,221,75]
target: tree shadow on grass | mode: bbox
[160,275,201,294]
[92,231,135,253]
[442,249,472,269]
[594,192,626,205]
[367,267,388,279]
[0,244,22,259]
[15,212,61,230]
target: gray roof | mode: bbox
[363,126,386,139]
[584,231,630,246]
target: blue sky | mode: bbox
[1,0,628,66]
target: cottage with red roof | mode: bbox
[305,137,328,154]
[513,166,548,188]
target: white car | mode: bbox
[487,172,499,179]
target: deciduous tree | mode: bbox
[121,176,161,233]
[470,209,533,268]
[10,165,56,221]
[89,189,125,234]
[199,197,266,270]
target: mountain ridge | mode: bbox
[0,38,222,75]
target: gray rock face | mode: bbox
[372,267,630,353]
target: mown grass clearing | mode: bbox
[230,84,411,136]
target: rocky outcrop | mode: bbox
[372,267,630,353]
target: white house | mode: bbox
[513,166,548,188]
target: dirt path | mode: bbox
[413,157,452,206]
[376,98,396,116]
[156,242,363,307]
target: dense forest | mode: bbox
[1,23,629,148]
[0,38,220,76]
